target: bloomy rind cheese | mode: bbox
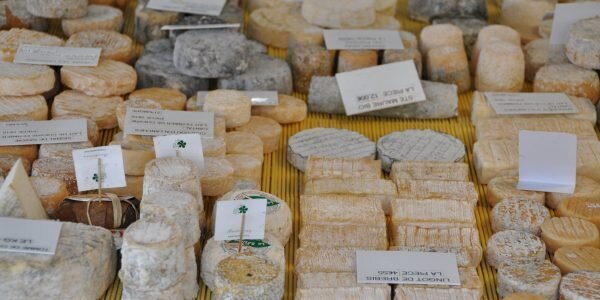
[0,28,65,62]
[0,62,55,96]
[25,0,88,19]
[553,246,600,275]
[390,199,476,229]
[390,161,469,182]
[251,94,307,124]
[66,30,132,62]
[487,176,546,207]
[541,217,600,254]
[476,117,598,142]
[491,198,550,235]
[61,59,137,97]
[300,194,386,227]
[497,260,562,300]
[485,230,546,268]
[51,90,122,130]
[61,5,124,37]
[566,17,600,70]
[559,271,600,300]
[0,95,48,121]
[235,116,282,153]
[304,156,382,181]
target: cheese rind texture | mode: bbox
[476,118,598,141]
[214,253,284,300]
[497,260,561,300]
[534,64,600,104]
[0,62,55,96]
[217,54,293,95]
[408,0,487,22]
[559,271,600,300]
[304,156,382,180]
[61,59,137,97]
[393,267,483,300]
[0,28,65,62]
[301,0,376,29]
[66,30,132,62]
[541,217,600,254]
[566,17,600,70]
[25,0,88,19]
[0,95,48,121]
[485,230,546,268]
[390,161,469,182]
[553,246,600,275]
[61,5,124,37]
[491,198,550,235]
[51,90,122,130]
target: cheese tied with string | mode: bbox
[54,194,140,230]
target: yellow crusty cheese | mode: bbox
[553,246,600,275]
[395,179,478,204]
[299,224,388,250]
[51,90,123,130]
[546,176,600,209]
[300,194,386,227]
[304,156,382,181]
[247,7,323,49]
[475,117,598,142]
[486,176,546,207]
[0,62,55,97]
[251,94,307,124]
[557,198,600,230]
[61,59,137,97]
[541,217,600,254]
[0,95,48,121]
[203,90,252,129]
[390,199,476,229]
[66,30,133,62]
[235,116,282,154]
[61,5,124,37]
[0,28,65,62]
[390,161,469,182]
[534,64,600,104]
[127,88,187,111]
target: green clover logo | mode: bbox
[238,205,248,214]
[176,140,187,149]
[92,173,99,182]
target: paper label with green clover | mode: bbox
[213,199,267,241]
[153,133,204,169]
[72,145,127,192]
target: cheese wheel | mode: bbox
[547,176,600,209]
[487,176,546,207]
[235,116,282,154]
[419,24,464,59]
[427,45,471,93]
[25,0,88,19]
[61,5,123,37]
[29,176,68,217]
[200,234,284,292]
[0,28,65,62]
[337,50,378,73]
[553,246,600,275]
[0,154,30,178]
[305,156,382,181]
[203,90,252,129]
[541,217,600,253]
[128,88,186,111]
[202,137,226,158]
[382,48,423,77]
[52,90,122,130]
[0,62,54,96]
[247,7,323,49]
[476,42,525,92]
[390,161,469,182]
[51,115,100,146]
[566,16,600,70]
[557,198,600,229]
[251,94,307,124]
[0,95,48,121]
[38,141,93,159]
[5,0,48,32]
[66,30,132,62]
[491,198,550,235]
[109,140,154,176]
[218,189,292,245]
[61,59,137,97]
[104,175,143,199]
[134,2,181,44]
[226,154,262,186]
[31,157,77,195]
[0,145,38,164]
[497,260,561,299]
[301,0,376,29]
[471,25,521,73]
[214,253,284,299]
[486,230,546,268]
[534,64,600,104]
[225,131,264,162]
[116,98,162,131]
[559,271,600,300]
[199,157,234,197]
[500,0,554,44]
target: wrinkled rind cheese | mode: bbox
[0,222,117,300]
[497,260,562,299]
[566,17,600,70]
[235,116,282,153]
[304,156,382,181]
[61,59,137,97]
[66,30,132,62]
[491,198,550,235]
[486,230,546,268]
[476,117,598,142]
[251,94,307,124]
[559,271,600,300]
[295,248,357,273]
[395,179,478,203]
[300,224,388,250]
[61,5,124,37]
[300,194,386,227]
[390,161,470,182]
[52,90,123,130]
[0,95,48,121]
[214,253,284,300]
[0,62,55,96]
[25,0,88,19]
[541,217,600,254]
[0,28,65,62]
[390,199,476,229]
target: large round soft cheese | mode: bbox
[61,59,137,97]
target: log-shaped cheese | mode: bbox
[390,199,476,229]
[395,179,478,203]
[390,161,469,182]
[393,267,483,300]
[299,224,388,250]
[300,194,386,227]
[475,118,597,141]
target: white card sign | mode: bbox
[324,30,404,50]
[196,91,278,106]
[518,131,577,193]
[14,44,101,66]
[124,108,215,138]
[153,134,204,169]
[161,24,240,30]
[336,61,426,116]
[0,218,62,255]
[72,145,127,192]
[485,92,578,115]
[147,0,226,16]
[550,3,600,45]
[213,199,267,241]
[0,119,88,146]
[356,251,461,285]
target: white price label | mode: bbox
[485,92,578,115]
[197,91,278,106]
[0,119,88,146]
[72,145,127,192]
[213,199,267,241]
[0,218,62,255]
[153,134,204,169]
[14,44,101,66]
[147,0,226,16]
[124,108,215,138]
[161,24,240,30]
[324,30,404,50]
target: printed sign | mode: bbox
[14,44,101,66]
[324,30,404,50]
[161,24,240,30]
[0,218,62,255]
[0,119,87,146]
[550,3,600,44]
[124,108,215,138]
[485,92,578,115]
[147,0,226,16]
[197,91,278,106]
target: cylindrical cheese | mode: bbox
[141,191,200,247]
[487,176,545,207]
[116,98,162,131]
[0,95,48,122]
[500,0,554,44]
[60,59,137,97]
[0,62,55,96]
[471,25,521,73]
[109,140,154,176]
[226,154,263,186]
[51,90,123,130]
[25,0,88,19]
[203,90,252,129]
[235,116,282,154]
[383,48,423,77]
[202,137,226,158]
[66,30,132,62]
[497,260,561,299]
[566,17,600,70]
[251,94,307,124]
[553,246,600,275]
[419,24,464,62]
[287,42,334,94]
[61,5,124,37]
[225,131,264,163]
[476,42,525,92]
[541,217,600,253]
[337,50,378,73]
[486,230,546,268]
[31,157,77,195]
[199,157,235,197]
[426,45,471,93]
[491,198,550,235]
[127,88,186,111]
[29,176,68,218]
[534,64,600,104]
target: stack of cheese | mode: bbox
[295,156,392,299]
[388,160,484,299]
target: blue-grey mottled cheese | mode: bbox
[408,0,487,22]
[218,54,293,94]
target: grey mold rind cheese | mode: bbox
[0,222,117,300]
[308,77,458,119]
[431,17,488,58]
[377,129,466,172]
[408,0,487,22]
[287,127,376,172]
[173,29,249,78]
[134,2,181,44]
[7,0,49,31]
[141,39,174,55]
[168,15,226,43]
[217,54,293,94]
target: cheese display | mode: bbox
[395,179,478,204]
[134,2,180,44]
[566,17,600,70]
[0,95,48,121]
[390,161,469,182]
[247,7,322,49]
[559,271,600,300]
[104,175,143,200]
[5,0,48,32]
[486,176,546,207]
[0,28,65,62]
[25,0,88,19]
[61,5,124,37]
[304,156,382,180]
[225,131,264,162]
[485,230,546,268]
[0,145,38,164]
[226,154,263,186]
[475,42,525,92]
[29,176,68,217]
[109,140,154,176]
[301,0,376,29]
[391,199,476,228]
[251,94,307,124]
[287,42,334,94]
[31,157,77,195]
[0,159,47,219]
[218,54,293,95]
[52,90,122,129]
[305,178,397,213]
[491,198,550,235]
[546,176,600,209]
[295,248,357,273]
[300,195,386,227]
[497,260,562,299]
[38,141,93,158]
[431,18,488,58]
[297,286,391,299]
[128,88,186,111]
[199,157,234,197]
[390,226,482,267]
[541,217,600,254]
[0,62,55,96]
[471,24,521,73]
[533,64,600,104]
[61,59,137,97]
[382,48,423,77]
[0,222,117,299]
[377,130,466,172]
[65,30,133,62]
[0,154,30,176]
[203,90,252,129]
[288,128,376,172]
[393,267,483,300]
[235,116,282,153]
[337,50,378,73]
[556,198,600,229]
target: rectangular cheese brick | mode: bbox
[473,140,600,184]
[297,272,366,288]
[393,267,482,300]
[304,178,398,214]
[304,156,383,180]
[471,91,597,125]
[390,161,470,182]
[395,179,479,204]
[475,118,598,141]
[299,224,388,250]
[390,226,482,268]
[296,286,391,300]
[300,195,386,227]
[295,248,357,273]
[390,199,476,229]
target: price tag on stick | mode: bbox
[213,199,267,242]
[72,145,127,192]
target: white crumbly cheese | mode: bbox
[376,130,466,172]
[299,224,388,250]
[395,179,478,204]
[559,271,600,300]
[389,226,482,268]
[304,156,382,180]
[485,230,546,268]
[390,199,476,229]
[287,127,376,172]
[0,159,47,219]
[301,0,376,28]
[476,117,598,142]
[491,198,550,235]
[216,190,292,246]
[0,95,48,122]
[200,234,284,292]
[0,222,117,300]
[300,194,386,227]
[60,59,137,97]
[393,267,483,300]
[0,62,55,96]
[497,260,561,299]
[390,161,470,182]
[61,5,124,37]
